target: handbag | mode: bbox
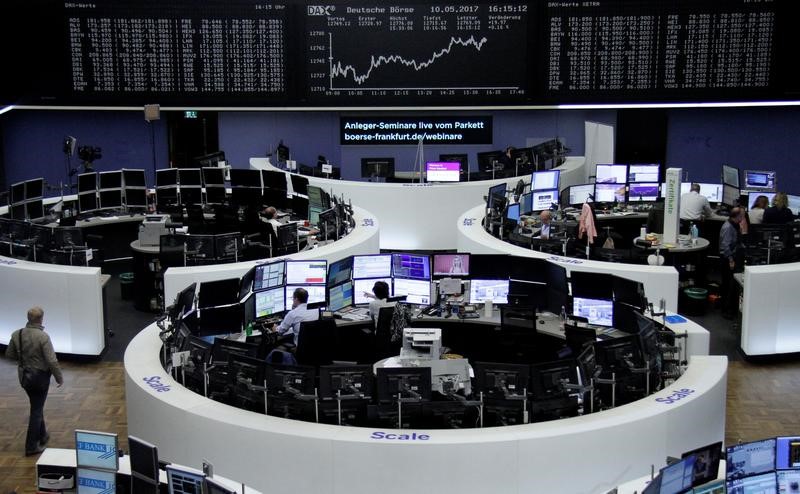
[16,328,50,390]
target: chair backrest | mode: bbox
[375,306,395,340]
[500,305,536,332]
[159,234,186,269]
[276,223,298,254]
[295,318,338,366]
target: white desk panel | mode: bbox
[742,263,800,356]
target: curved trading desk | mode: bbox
[741,262,800,356]
[252,158,586,251]
[163,205,379,304]
[125,323,726,494]
[457,204,682,312]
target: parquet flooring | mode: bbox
[0,355,798,492]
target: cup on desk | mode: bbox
[484,299,493,317]
[640,227,647,238]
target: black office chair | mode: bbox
[159,234,186,270]
[275,223,299,256]
[295,318,337,367]
[374,305,400,361]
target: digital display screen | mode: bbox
[75,430,119,471]
[76,468,117,494]
[10,182,25,203]
[178,168,203,186]
[628,164,660,183]
[532,189,558,211]
[327,258,352,287]
[353,254,392,279]
[722,184,741,207]
[569,184,594,205]
[572,297,614,327]
[78,173,97,193]
[696,183,723,203]
[99,189,123,209]
[78,192,98,213]
[166,465,205,494]
[433,254,470,276]
[658,455,696,494]
[787,195,800,216]
[595,164,628,184]
[532,170,560,191]
[469,279,509,304]
[726,471,776,494]
[98,171,122,190]
[777,470,800,493]
[256,287,285,318]
[727,438,776,480]
[328,281,353,312]
[393,278,432,305]
[506,203,521,221]
[425,161,460,182]
[744,170,776,190]
[286,260,327,285]
[520,192,533,213]
[125,188,148,208]
[723,165,740,188]
[123,169,146,187]
[746,192,776,210]
[284,285,326,310]
[628,183,660,202]
[392,253,430,280]
[254,261,285,291]
[594,183,626,203]
[776,436,800,470]
[24,178,44,199]
[353,278,392,305]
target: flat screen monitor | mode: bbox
[376,367,432,403]
[165,465,205,494]
[25,200,44,220]
[284,285,326,310]
[658,454,696,494]
[433,254,470,276]
[469,279,509,304]
[595,164,628,184]
[262,169,287,191]
[787,194,800,216]
[744,170,776,190]
[722,164,740,187]
[746,191,777,210]
[682,442,723,487]
[76,467,117,494]
[255,287,285,318]
[532,170,560,191]
[128,435,158,481]
[477,150,505,172]
[178,168,202,187]
[328,281,354,312]
[572,297,614,327]
[570,271,614,300]
[778,471,800,493]
[628,183,660,202]
[511,147,535,167]
[77,173,97,193]
[254,261,285,291]
[327,257,353,287]
[568,184,594,205]
[98,171,122,190]
[725,472,776,494]
[157,186,179,205]
[10,182,25,203]
[307,185,325,209]
[727,438,776,480]
[487,183,508,211]
[353,278,392,305]
[24,178,44,199]
[506,203,521,222]
[156,168,179,187]
[722,184,741,207]
[391,253,430,280]
[198,278,240,309]
[627,164,660,183]
[425,161,460,182]
[205,478,237,494]
[594,183,626,203]
[286,260,327,285]
[319,364,374,400]
[353,254,392,279]
[776,436,800,470]
[98,189,123,209]
[122,169,146,187]
[360,158,395,178]
[202,167,226,186]
[75,430,119,471]
[393,278,432,305]
[473,362,530,399]
[519,192,533,213]
[438,153,468,172]
[125,188,148,208]
[532,189,558,211]
[697,183,723,203]
[229,168,262,188]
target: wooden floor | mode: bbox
[0,356,798,493]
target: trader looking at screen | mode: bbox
[680,183,714,221]
[536,210,554,239]
[271,288,318,348]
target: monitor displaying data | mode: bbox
[726,472,777,494]
[532,170,560,191]
[327,257,353,287]
[328,281,354,312]
[76,468,117,494]
[668,183,723,203]
[776,436,800,470]
[254,261,285,291]
[353,255,392,279]
[165,465,205,494]
[722,184,741,207]
[723,165,740,188]
[433,254,470,277]
[286,260,327,285]
[628,165,660,184]
[594,183,626,203]
[425,161,460,182]
[595,164,628,184]
[469,279,509,305]
[255,287,285,318]
[285,285,327,310]
[568,184,595,206]
[353,278,392,305]
[744,170,777,191]
[727,438,776,480]
[658,455,695,494]
[520,192,533,214]
[572,297,614,327]
[393,278,432,306]
[532,190,558,211]
[506,203,521,222]
[392,253,431,280]
[628,183,659,202]
[75,430,119,471]
[778,470,800,493]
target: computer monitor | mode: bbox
[531,189,558,211]
[628,183,659,202]
[180,186,203,205]
[469,279,509,304]
[166,464,206,494]
[778,471,800,493]
[327,257,353,287]
[594,183,626,203]
[532,170,560,191]
[122,169,146,188]
[262,169,287,191]
[570,271,614,300]
[473,362,529,399]
[353,254,392,279]
[506,203,521,222]
[530,359,576,399]
[9,182,25,204]
[787,194,800,216]
[157,186,179,206]
[725,472,776,494]
[391,253,430,280]
[722,184,740,207]
[477,150,505,172]
[572,297,614,327]
[328,281,353,312]
[376,367,432,403]
[432,254,470,277]
[205,478,237,494]
[286,260,327,285]
[202,167,226,186]
[593,335,643,372]
[568,184,595,206]
[726,438,776,480]
[744,170,776,191]
[26,200,44,220]
[722,164,740,187]
[198,278,240,309]
[360,158,395,178]
[682,442,723,487]
[511,147,535,167]
[695,183,723,203]
[393,278,432,305]
[775,436,800,470]
[266,363,316,395]
[254,260,285,291]
[746,191,777,210]
[229,169,262,188]
[128,435,159,483]
[76,468,117,494]
[177,168,202,187]
[125,188,148,208]
[519,192,533,213]
[319,364,374,400]
[627,164,660,183]
[425,161,460,182]
[487,183,508,211]
[284,285,326,310]
[24,178,43,199]
[77,172,97,193]
[75,430,119,471]
[353,278,393,305]
[98,189,123,209]
[438,153,468,172]
[255,287,285,318]
[595,164,628,184]
[98,171,122,190]
[613,276,646,310]
[658,454,696,494]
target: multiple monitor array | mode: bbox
[7,178,45,221]
[77,168,148,214]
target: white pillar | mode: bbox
[663,168,682,244]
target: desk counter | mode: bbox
[741,262,800,356]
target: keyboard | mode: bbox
[335,307,371,321]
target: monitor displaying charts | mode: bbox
[628,183,659,202]
[75,430,119,471]
[469,279,509,304]
[284,285,326,310]
[328,281,354,312]
[569,184,594,205]
[353,254,392,279]
[254,261,285,291]
[433,254,470,276]
[393,278,432,305]
[532,189,559,211]
[255,287,286,318]
[532,170,560,191]
[727,438,776,480]
[286,260,327,285]
[725,472,776,494]
[658,454,696,494]
[353,278,392,305]
[425,161,460,182]
[595,164,628,184]
[594,183,626,203]
[165,465,205,494]
[778,470,800,493]
[572,297,614,327]
[392,253,430,280]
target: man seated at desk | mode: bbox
[534,210,556,239]
[680,183,714,221]
[271,287,319,349]
[261,206,283,232]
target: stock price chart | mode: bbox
[305,3,530,104]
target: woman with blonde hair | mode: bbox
[763,192,795,224]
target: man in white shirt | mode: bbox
[536,210,553,239]
[272,288,319,347]
[261,206,283,233]
[680,183,714,221]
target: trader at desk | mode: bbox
[271,287,319,348]
[680,183,714,222]
[534,210,555,239]
[261,206,283,232]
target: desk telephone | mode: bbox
[458,304,480,319]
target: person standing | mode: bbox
[719,208,745,319]
[5,307,63,456]
[763,192,795,224]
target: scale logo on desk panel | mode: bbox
[0,258,18,266]
[143,375,171,393]
[361,218,375,227]
[655,388,695,405]
[370,431,431,441]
